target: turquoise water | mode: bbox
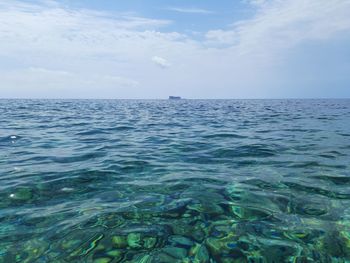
[1,99,350,262]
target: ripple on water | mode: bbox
[1,99,350,262]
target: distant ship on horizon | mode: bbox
[168,96,182,100]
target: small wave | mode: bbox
[338,133,350,137]
[203,133,247,139]
[288,161,347,169]
[284,182,350,200]
[0,135,21,143]
[211,144,277,158]
[312,175,350,185]
[76,129,110,136]
[49,152,107,164]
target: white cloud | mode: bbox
[0,0,188,98]
[207,0,350,58]
[0,0,350,98]
[152,56,171,68]
[166,7,214,14]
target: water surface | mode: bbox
[0,99,350,262]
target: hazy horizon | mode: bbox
[1,97,350,100]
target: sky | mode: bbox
[0,0,350,99]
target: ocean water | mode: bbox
[0,99,350,262]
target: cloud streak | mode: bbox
[166,7,214,14]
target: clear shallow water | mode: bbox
[0,99,350,262]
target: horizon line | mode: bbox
[1,98,350,100]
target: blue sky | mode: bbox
[65,0,253,34]
[1,0,350,99]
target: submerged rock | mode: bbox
[230,205,272,221]
[93,257,112,263]
[206,237,222,256]
[132,254,152,263]
[112,233,159,251]
[61,239,81,250]
[189,243,209,263]
[112,236,128,249]
[127,233,142,249]
[257,238,300,262]
[68,233,105,260]
[153,252,178,262]
[187,202,224,216]
[143,237,158,249]
[107,249,123,259]
[205,231,243,260]
[168,235,194,247]
[162,246,188,259]
[320,228,350,258]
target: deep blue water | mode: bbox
[0,99,350,262]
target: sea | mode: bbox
[0,99,349,262]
